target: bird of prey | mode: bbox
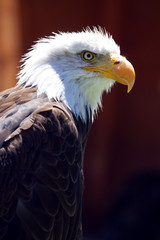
[0,27,135,240]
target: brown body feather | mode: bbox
[0,85,91,240]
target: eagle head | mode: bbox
[18,27,135,121]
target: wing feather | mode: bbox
[0,85,90,240]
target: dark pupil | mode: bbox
[86,53,92,59]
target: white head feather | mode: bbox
[17,27,120,121]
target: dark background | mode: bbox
[0,0,160,239]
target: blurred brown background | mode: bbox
[0,0,160,238]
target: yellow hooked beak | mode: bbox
[82,54,135,93]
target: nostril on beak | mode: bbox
[114,61,120,65]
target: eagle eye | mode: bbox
[81,51,95,62]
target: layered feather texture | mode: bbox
[0,85,91,239]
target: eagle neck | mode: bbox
[18,62,94,122]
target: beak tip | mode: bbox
[127,88,132,93]
[127,78,135,93]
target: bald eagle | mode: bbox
[0,28,135,240]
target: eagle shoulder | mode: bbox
[0,85,88,239]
